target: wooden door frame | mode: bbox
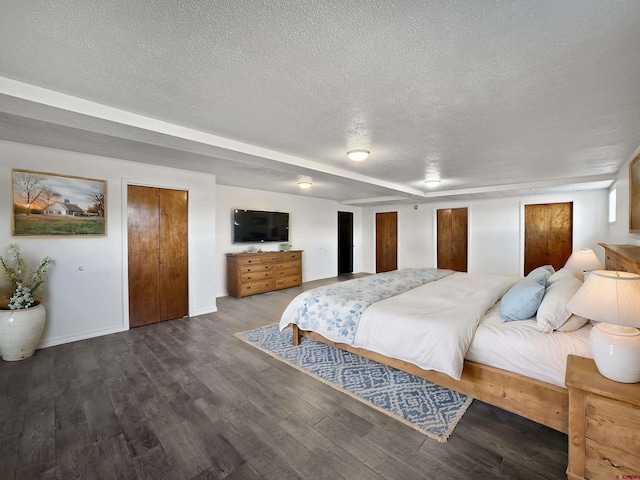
[122,179,191,330]
[432,205,472,268]
[519,196,576,276]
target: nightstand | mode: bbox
[565,355,640,479]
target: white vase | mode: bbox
[0,304,46,361]
[590,322,640,383]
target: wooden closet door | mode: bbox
[547,203,572,270]
[451,208,468,272]
[128,186,161,327]
[376,212,397,273]
[159,189,189,321]
[128,185,188,328]
[524,202,572,275]
[524,204,548,275]
[437,208,468,272]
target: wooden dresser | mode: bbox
[566,355,640,480]
[226,250,302,298]
[598,243,640,273]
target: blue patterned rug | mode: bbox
[235,324,473,442]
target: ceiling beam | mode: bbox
[0,77,427,198]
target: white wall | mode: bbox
[609,149,640,245]
[215,185,362,297]
[2,136,624,349]
[0,140,217,348]
[362,190,610,276]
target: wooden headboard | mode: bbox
[598,243,640,274]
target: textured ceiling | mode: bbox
[1,0,639,203]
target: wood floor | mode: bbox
[0,276,568,480]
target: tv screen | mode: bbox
[233,209,289,243]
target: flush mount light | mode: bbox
[346,149,370,161]
[298,176,313,189]
[425,179,441,187]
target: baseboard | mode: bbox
[191,306,217,316]
[37,306,219,349]
[38,325,127,349]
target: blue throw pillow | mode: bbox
[526,265,555,286]
[500,278,546,322]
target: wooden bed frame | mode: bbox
[291,324,569,434]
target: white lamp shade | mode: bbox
[566,270,640,328]
[564,248,603,272]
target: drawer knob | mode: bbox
[603,457,620,468]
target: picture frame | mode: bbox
[631,154,640,234]
[12,169,107,236]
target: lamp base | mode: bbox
[590,323,640,383]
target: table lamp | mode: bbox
[566,270,640,383]
[564,248,604,272]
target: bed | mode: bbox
[279,268,592,433]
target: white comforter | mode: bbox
[466,303,592,387]
[352,273,516,380]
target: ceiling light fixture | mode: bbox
[298,177,313,189]
[425,179,441,187]
[346,149,370,161]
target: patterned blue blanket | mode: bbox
[280,268,454,344]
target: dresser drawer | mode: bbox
[586,394,640,457]
[261,253,283,263]
[585,439,640,479]
[238,256,262,266]
[275,261,301,271]
[240,271,273,283]
[604,252,618,270]
[275,266,300,278]
[239,264,272,275]
[616,257,635,273]
[275,276,301,289]
[240,280,274,296]
[281,251,301,261]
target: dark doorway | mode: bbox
[338,211,354,275]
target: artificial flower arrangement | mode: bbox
[0,244,54,310]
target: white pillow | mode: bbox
[536,275,583,333]
[547,268,584,286]
[556,314,589,332]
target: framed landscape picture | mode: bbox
[12,169,107,236]
[631,154,640,234]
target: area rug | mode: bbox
[235,324,473,442]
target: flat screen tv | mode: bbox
[233,209,289,243]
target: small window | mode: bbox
[609,188,617,223]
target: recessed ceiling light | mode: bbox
[425,179,441,187]
[298,176,313,189]
[346,149,370,161]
